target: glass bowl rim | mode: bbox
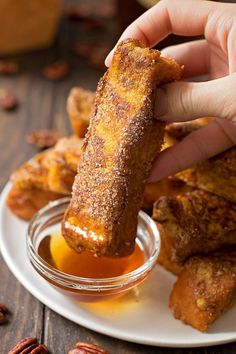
[27,197,161,291]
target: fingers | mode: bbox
[105,0,217,66]
[161,40,209,78]
[149,118,236,182]
[155,73,236,122]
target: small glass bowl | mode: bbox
[27,198,160,302]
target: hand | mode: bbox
[106,0,236,181]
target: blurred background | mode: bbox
[2,0,235,60]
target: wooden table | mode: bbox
[1,11,236,354]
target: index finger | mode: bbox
[106,0,217,66]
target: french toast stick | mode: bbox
[67,87,95,138]
[142,120,212,212]
[143,176,193,213]
[7,185,64,221]
[10,150,53,192]
[164,120,236,203]
[48,136,83,194]
[62,39,183,257]
[170,248,236,332]
[10,136,82,196]
[152,190,236,270]
[177,147,236,203]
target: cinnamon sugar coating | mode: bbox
[67,87,95,138]
[7,185,63,221]
[10,150,53,192]
[164,120,236,203]
[177,147,236,203]
[62,39,183,256]
[8,136,84,220]
[143,176,193,213]
[10,136,83,195]
[153,190,236,270]
[48,136,83,194]
[170,248,236,331]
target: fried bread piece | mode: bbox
[142,119,211,213]
[53,135,83,173]
[170,248,236,332]
[164,118,212,147]
[143,176,193,213]
[152,190,236,272]
[67,87,95,138]
[10,150,53,191]
[10,136,83,195]
[62,39,183,257]
[8,136,84,220]
[7,185,64,220]
[177,147,236,203]
[164,120,236,203]
[48,136,83,194]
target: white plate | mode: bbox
[1,183,236,348]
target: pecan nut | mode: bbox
[42,60,70,80]
[0,89,18,110]
[88,45,110,71]
[0,60,19,75]
[63,3,92,20]
[8,338,48,354]
[72,42,95,58]
[68,342,109,354]
[0,303,9,324]
[81,19,104,32]
[25,130,63,149]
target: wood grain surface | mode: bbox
[1,6,236,354]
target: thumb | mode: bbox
[155,73,236,123]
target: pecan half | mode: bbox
[63,3,92,20]
[81,19,104,32]
[25,130,63,149]
[0,60,19,75]
[42,60,70,81]
[8,338,48,354]
[72,41,110,70]
[64,3,114,20]
[0,303,9,324]
[89,46,110,71]
[0,89,18,110]
[72,42,95,58]
[68,342,110,354]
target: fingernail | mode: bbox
[155,88,168,119]
[105,50,114,67]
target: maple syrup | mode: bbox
[38,233,145,278]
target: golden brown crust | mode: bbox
[164,120,236,203]
[8,136,84,219]
[67,87,95,138]
[143,176,193,213]
[170,249,236,332]
[152,190,236,267]
[10,150,53,191]
[10,136,83,196]
[177,147,236,203]
[62,39,183,256]
[7,185,64,221]
[157,223,184,275]
[48,136,83,194]
[164,118,212,146]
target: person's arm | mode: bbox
[106,0,236,181]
